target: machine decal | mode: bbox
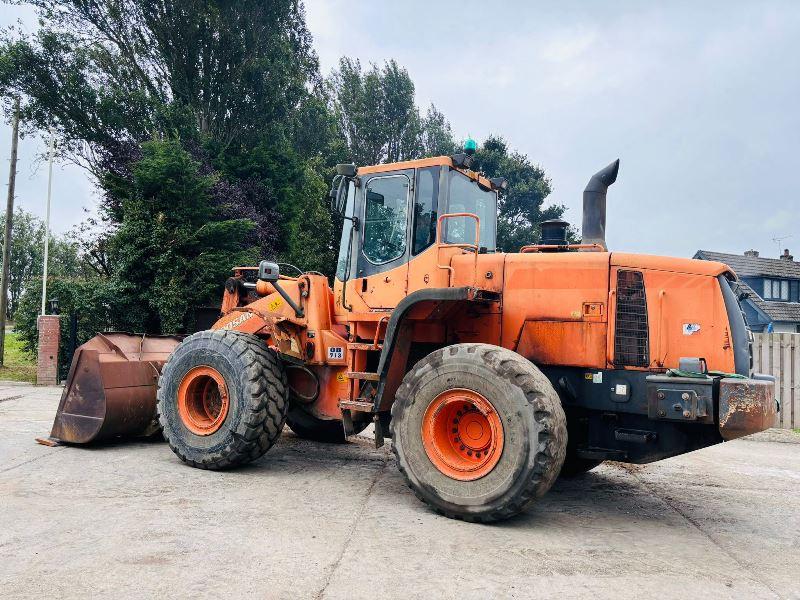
[683,323,701,335]
[220,312,253,330]
[336,371,348,382]
[268,297,283,311]
[328,346,344,360]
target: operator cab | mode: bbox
[333,155,502,284]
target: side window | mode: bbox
[363,175,409,264]
[412,167,439,254]
[335,181,356,280]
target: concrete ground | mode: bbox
[1,383,799,600]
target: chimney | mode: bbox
[744,249,759,258]
[780,248,794,261]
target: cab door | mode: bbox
[354,169,413,309]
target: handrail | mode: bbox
[435,212,480,287]
[519,243,605,253]
[373,315,389,349]
[656,290,667,367]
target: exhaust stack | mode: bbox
[581,159,619,251]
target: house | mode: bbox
[694,249,800,333]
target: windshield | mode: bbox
[444,169,497,250]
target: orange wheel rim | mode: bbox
[421,389,504,481]
[177,366,229,435]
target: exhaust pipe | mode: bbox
[581,159,619,251]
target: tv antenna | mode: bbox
[773,234,793,257]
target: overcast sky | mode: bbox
[2,1,799,259]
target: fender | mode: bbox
[372,286,500,411]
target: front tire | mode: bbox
[391,343,567,522]
[157,330,288,470]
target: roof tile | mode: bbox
[694,250,800,279]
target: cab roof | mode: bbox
[357,156,494,189]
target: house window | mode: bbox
[763,278,793,301]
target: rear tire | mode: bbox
[286,404,369,443]
[157,330,288,470]
[391,343,567,522]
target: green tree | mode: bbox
[0,208,84,317]
[0,0,338,318]
[0,0,320,166]
[1,209,44,317]
[421,104,457,157]
[472,136,565,252]
[110,139,257,333]
[328,58,434,165]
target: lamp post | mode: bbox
[40,127,55,316]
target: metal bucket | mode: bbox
[45,333,182,444]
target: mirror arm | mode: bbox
[272,280,304,318]
[342,215,359,231]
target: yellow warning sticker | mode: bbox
[584,372,593,380]
[336,371,348,383]
[268,297,283,312]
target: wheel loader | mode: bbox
[43,148,777,522]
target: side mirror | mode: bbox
[329,168,354,216]
[258,260,280,282]
[336,163,356,177]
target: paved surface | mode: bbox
[1,383,799,600]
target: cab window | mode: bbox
[445,169,497,250]
[335,181,356,280]
[412,166,439,254]
[362,175,410,264]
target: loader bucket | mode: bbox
[47,333,182,444]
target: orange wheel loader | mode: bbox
[44,150,777,522]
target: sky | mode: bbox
[2,1,800,259]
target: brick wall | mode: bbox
[37,315,60,386]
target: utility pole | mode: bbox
[0,97,21,366]
[40,127,55,316]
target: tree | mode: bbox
[0,208,84,318]
[472,136,566,252]
[0,0,339,312]
[328,58,429,165]
[0,0,321,167]
[110,139,257,333]
[421,104,457,157]
[1,209,44,318]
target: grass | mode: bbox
[0,329,36,383]
[793,429,800,436]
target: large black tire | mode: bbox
[157,330,288,470]
[286,404,369,443]
[391,343,567,522]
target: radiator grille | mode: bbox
[614,270,649,367]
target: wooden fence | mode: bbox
[752,333,800,429]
